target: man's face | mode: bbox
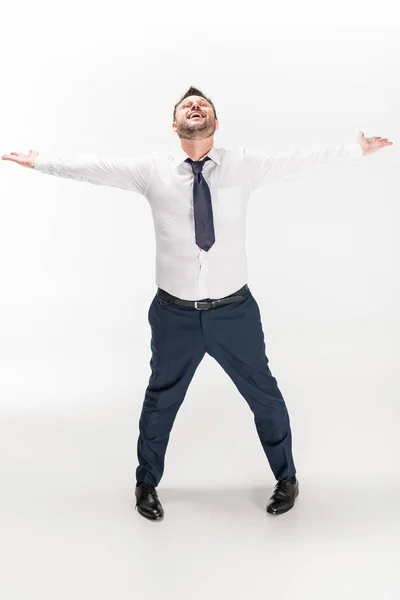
[172,95,219,140]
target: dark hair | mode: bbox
[173,86,217,121]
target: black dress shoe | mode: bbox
[135,482,164,521]
[266,476,299,515]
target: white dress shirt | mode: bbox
[33,141,363,300]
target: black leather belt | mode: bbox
[157,284,249,310]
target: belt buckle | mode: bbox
[194,301,210,310]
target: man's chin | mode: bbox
[176,126,214,140]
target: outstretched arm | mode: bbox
[241,131,393,192]
[1,149,154,195]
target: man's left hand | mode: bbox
[357,131,393,155]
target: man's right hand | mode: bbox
[1,149,39,168]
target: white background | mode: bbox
[0,2,399,599]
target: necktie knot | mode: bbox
[185,156,211,175]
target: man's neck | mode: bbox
[181,139,214,162]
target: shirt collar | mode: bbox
[172,145,221,168]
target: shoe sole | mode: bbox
[266,503,294,515]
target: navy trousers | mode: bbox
[135,285,296,486]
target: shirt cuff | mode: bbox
[32,155,50,171]
[345,142,364,159]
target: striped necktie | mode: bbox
[185,156,215,251]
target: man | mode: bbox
[2,86,393,522]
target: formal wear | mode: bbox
[33,140,363,300]
[33,140,364,489]
[184,156,215,251]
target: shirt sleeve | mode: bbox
[240,142,364,191]
[32,152,154,195]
